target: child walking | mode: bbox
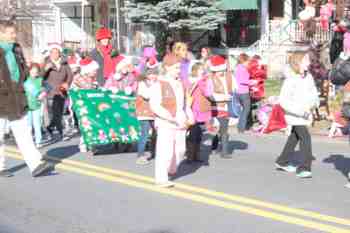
[149,54,194,187]
[186,62,213,162]
[135,64,158,165]
[24,63,46,148]
[275,53,319,178]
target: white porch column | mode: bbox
[261,0,269,36]
[54,4,62,43]
[284,0,293,21]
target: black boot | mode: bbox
[193,143,203,162]
[185,141,195,163]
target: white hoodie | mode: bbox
[279,68,319,126]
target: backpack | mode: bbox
[330,57,350,85]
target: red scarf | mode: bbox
[98,44,115,79]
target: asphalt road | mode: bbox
[1,131,350,233]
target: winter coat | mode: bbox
[90,45,118,87]
[24,77,43,111]
[279,69,319,126]
[329,52,350,85]
[330,31,345,64]
[90,48,105,86]
[0,44,28,120]
[43,58,73,98]
[247,59,267,100]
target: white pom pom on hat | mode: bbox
[80,57,99,75]
[47,42,63,52]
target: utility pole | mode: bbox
[115,0,121,51]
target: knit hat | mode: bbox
[344,32,350,51]
[96,28,112,41]
[68,55,80,70]
[80,57,99,75]
[48,42,62,52]
[209,55,226,72]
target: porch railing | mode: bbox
[248,19,332,55]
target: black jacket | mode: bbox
[330,55,350,85]
[90,48,105,87]
[0,43,28,120]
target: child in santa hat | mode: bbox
[208,55,233,159]
[104,56,138,95]
[72,57,99,153]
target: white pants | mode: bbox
[0,116,43,172]
[155,127,186,183]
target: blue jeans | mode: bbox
[228,93,241,118]
[236,93,251,132]
[27,109,42,144]
[137,120,152,157]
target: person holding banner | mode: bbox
[149,54,194,187]
[135,63,158,165]
[71,57,99,153]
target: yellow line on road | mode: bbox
[6,152,350,233]
[6,147,350,227]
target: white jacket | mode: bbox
[279,70,319,126]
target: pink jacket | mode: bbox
[190,77,213,123]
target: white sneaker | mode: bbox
[156,181,174,188]
[229,118,239,126]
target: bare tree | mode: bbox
[0,0,42,20]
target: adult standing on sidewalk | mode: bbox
[0,20,52,178]
[90,28,118,87]
[234,53,251,133]
[44,42,73,141]
[275,53,319,178]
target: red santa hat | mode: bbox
[209,55,227,72]
[48,42,63,52]
[80,57,99,75]
[146,57,159,69]
[95,28,112,41]
[68,55,80,70]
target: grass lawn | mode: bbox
[265,79,283,98]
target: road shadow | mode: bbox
[323,154,350,179]
[173,138,248,181]
[46,145,80,160]
[8,163,27,173]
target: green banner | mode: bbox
[69,89,140,148]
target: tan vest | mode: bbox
[135,95,155,118]
[189,82,211,113]
[212,77,228,110]
[159,80,177,117]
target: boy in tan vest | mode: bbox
[149,54,194,187]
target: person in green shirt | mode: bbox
[24,63,46,147]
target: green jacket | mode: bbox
[24,77,43,110]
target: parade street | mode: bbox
[1,131,350,233]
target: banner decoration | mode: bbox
[69,89,140,147]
